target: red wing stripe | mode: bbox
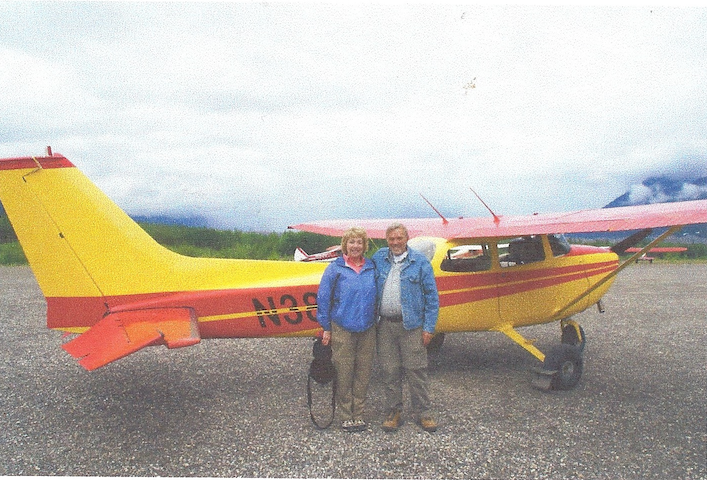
[0,155,74,170]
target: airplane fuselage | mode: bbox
[47,235,617,341]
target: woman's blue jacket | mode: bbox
[316,256,377,333]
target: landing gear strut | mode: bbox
[561,319,586,352]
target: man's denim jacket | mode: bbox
[372,247,439,333]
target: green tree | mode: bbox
[0,215,17,243]
[278,231,341,258]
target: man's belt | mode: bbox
[382,315,403,323]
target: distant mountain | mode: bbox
[131,214,211,228]
[605,175,707,208]
[594,174,707,243]
[0,199,210,229]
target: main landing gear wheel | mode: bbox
[542,344,584,390]
[561,320,586,352]
[532,321,586,391]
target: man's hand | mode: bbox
[422,331,434,347]
[322,330,332,346]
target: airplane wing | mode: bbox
[625,247,688,253]
[62,308,200,370]
[290,199,707,239]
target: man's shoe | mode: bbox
[382,409,401,432]
[342,420,356,432]
[352,419,367,432]
[418,415,438,432]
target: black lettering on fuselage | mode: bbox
[252,297,281,328]
[252,292,319,328]
[303,292,318,322]
[280,294,301,325]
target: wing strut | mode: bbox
[552,225,683,319]
[610,228,652,255]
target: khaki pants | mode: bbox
[376,320,431,416]
[330,322,376,422]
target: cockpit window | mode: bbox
[499,236,545,267]
[440,244,491,272]
[407,237,436,262]
[548,234,571,257]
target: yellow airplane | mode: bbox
[0,149,705,390]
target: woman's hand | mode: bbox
[322,330,332,346]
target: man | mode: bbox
[372,223,440,433]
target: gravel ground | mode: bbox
[0,264,705,479]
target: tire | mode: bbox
[543,344,583,390]
[561,324,586,352]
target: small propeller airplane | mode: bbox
[0,149,705,390]
[623,246,687,263]
[294,245,342,262]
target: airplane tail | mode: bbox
[0,151,324,326]
[294,247,310,262]
[0,151,197,330]
[0,150,326,369]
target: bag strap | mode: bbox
[307,372,336,429]
[308,266,340,430]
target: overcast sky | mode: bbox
[2,3,706,231]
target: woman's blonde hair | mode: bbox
[341,227,369,255]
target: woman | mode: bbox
[316,227,377,432]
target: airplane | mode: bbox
[623,247,688,254]
[623,246,687,263]
[0,149,705,390]
[294,245,342,262]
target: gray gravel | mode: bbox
[0,264,705,479]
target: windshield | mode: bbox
[548,234,571,256]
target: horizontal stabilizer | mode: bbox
[62,308,200,370]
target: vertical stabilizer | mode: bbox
[0,153,187,329]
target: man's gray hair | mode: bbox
[385,222,409,238]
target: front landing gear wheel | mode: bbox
[543,344,584,390]
[561,321,586,352]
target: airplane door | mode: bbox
[497,236,554,326]
[435,242,501,332]
[497,235,591,326]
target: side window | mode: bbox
[499,236,545,267]
[548,234,571,257]
[440,244,491,272]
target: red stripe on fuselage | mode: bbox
[46,283,322,338]
[46,260,618,334]
[436,260,617,308]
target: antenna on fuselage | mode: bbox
[419,193,449,225]
[470,188,501,225]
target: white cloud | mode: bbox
[678,183,707,201]
[1,4,705,231]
